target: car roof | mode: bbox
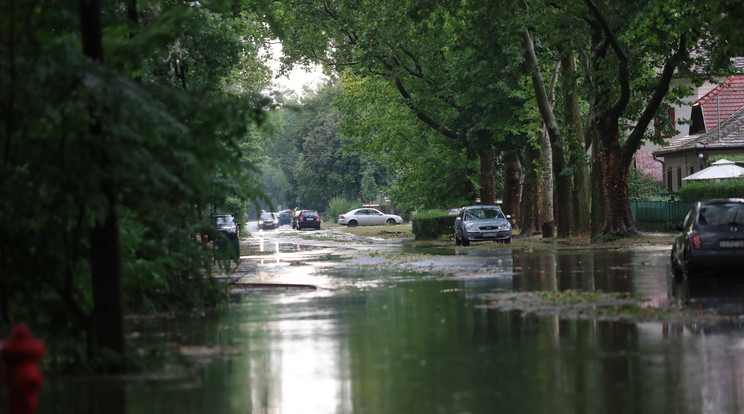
[700,198,744,205]
[462,205,502,210]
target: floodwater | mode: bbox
[37,225,744,414]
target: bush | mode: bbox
[325,197,361,222]
[412,210,456,240]
[679,178,744,202]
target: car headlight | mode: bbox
[465,223,480,232]
[497,224,510,230]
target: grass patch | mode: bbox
[332,222,413,239]
[480,290,695,323]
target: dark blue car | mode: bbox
[277,210,292,226]
[671,198,744,277]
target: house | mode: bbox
[653,104,744,191]
[635,59,744,183]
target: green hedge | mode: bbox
[679,178,744,202]
[412,211,456,240]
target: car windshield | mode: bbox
[465,208,505,221]
[216,216,235,225]
[260,213,274,220]
[699,203,744,225]
[302,211,318,217]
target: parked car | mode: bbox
[215,214,240,240]
[258,212,279,230]
[296,210,321,230]
[277,210,292,226]
[338,208,403,226]
[454,205,511,246]
[214,213,240,256]
[671,198,744,277]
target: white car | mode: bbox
[338,208,403,226]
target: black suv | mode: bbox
[296,210,321,230]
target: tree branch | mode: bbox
[584,0,629,119]
[622,33,688,162]
[393,77,461,141]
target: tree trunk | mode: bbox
[561,52,588,235]
[502,153,522,227]
[572,161,591,235]
[519,140,542,236]
[590,137,605,237]
[538,125,554,238]
[522,28,556,238]
[599,129,636,235]
[80,0,126,355]
[479,150,497,205]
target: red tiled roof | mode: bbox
[693,74,744,131]
[654,105,744,156]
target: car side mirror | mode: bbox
[506,215,511,219]
[455,216,461,222]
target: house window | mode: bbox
[676,167,682,190]
[654,106,676,139]
[667,168,673,191]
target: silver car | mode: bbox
[338,208,403,226]
[454,205,512,246]
[671,198,744,277]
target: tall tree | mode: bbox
[272,0,529,207]
[79,0,125,355]
[1,0,272,367]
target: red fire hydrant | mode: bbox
[1,324,46,414]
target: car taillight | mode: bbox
[692,233,702,250]
[300,216,304,221]
[340,215,345,219]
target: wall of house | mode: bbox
[662,150,744,192]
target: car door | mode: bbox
[355,209,371,225]
[367,208,385,226]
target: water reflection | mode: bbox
[32,247,744,414]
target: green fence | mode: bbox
[630,201,694,224]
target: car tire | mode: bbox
[455,235,461,246]
[462,237,470,247]
[505,236,512,244]
[348,220,358,227]
[386,218,396,225]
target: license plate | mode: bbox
[720,240,744,249]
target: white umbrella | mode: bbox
[682,159,744,181]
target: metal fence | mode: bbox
[630,201,694,224]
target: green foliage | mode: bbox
[263,81,387,211]
[412,211,456,240]
[360,169,379,203]
[679,178,744,202]
[326,197,361,222]
[628,166,666,200]
[0,0,273,369]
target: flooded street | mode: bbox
[39,224,744,414]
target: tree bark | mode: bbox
[522,28,558,238]
[590,127,605,237]
[519,140,542,236]
[502,151,522,227]
[538,124,554,238]
[562,52,590,236]
[80,0,126,355]
[479,150,497,205]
